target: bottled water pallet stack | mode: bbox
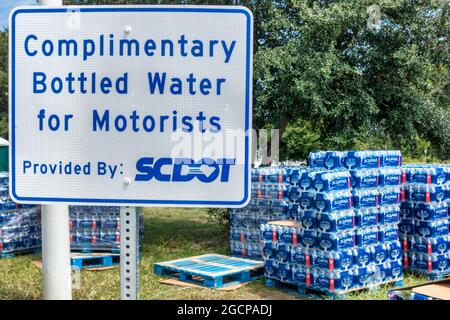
[70,206,144,253]
[230,167,294,259]
[400,164,450,280]
[0,172,41,258]
[262,150,404,298]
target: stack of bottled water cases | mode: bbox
[70,206,144,252]
[0,172,41,256]
[261,150,404,295]
[230,167,294,259]
[400,164,450,278]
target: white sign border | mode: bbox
[9,5,253,208]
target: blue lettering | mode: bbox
[33,72,47,93]
[222,40,236,63]
[134,157,235,183]
[98,162,107,175]
[153,158,172,182]
[93,109,109,131]
[135,157,154,181]
[83,39,95,61]
[119,39,140,56]
[24,34,38,56]
[148,72,166,94]
[172,158,195,182]
[23,160,32,173]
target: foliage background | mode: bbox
[0,0,448,162]
[0,0,444,299]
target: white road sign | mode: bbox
[9,6,253,207]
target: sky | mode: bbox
[1,0,37,29]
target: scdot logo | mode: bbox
[135,157,236,183]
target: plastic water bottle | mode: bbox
[379,168,402,187]
[345,151,380,169]
[414,202,448,221]
[404,165,446,185]
[292,265,312,287]
[415,218,449,238]
[354,246,373,267]
[352,189,379,209]
[412,185,445,203]
[297,191,315,210]
[378,224,399,242]
[411,253,448,273]
[264,258,278,278]
[356,227,378,246]
[353,265,375,289]
[372,243,389,264]
[314,170,351,192]
[380,150,402,167]
[251,168,259,182]
[379,205,400,225]
[298,171,315,191]
[231,240,244,257]
[350,169,379,189]
[300,229,317,250]
[380,186,401,206]
[318,209,354,232]
[390,259,403,280]
[297,210,317,230]
[398,218,415,236]
[308,151,346,170]
[276,242,292,263]
[276,262,292,282]
[317,230,354,251]
[291,246,311,267]
[262,240,276,259]
[375,262,390,284]
[411,235,449,255]
[247,243,261,258]
[387,240,402,261]
[287,186,300,203]
[261,224,276,242]
[315,190,352,212]
[271,200,289,220]
[355,208,378,228]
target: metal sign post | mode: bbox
[120,207,141,300]
[38,0,72,301]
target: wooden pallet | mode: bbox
[265,277,404,300]
[154,254,264,289]
[71,247,120,254]
[0,248,41,259]
[387,277,450,300]
[405,269,450,281]
[71,253,120,269]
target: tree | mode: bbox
[253,0,449,159]
[0,30,8,139]
[4,0,450,159]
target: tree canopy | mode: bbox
[0,0,448,160]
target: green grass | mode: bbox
[0,208,429,300]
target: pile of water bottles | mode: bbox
[0,172,42,256]
[260,150,404,294]
[70,206,144,252]
[229,167,294,259]
[400,164,450,278]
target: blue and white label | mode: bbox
[9,6,253,207]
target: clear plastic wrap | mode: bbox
[400,164,450,278]
[69,205,144,252]
[257,150,404,295]
[0,172,41,255]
